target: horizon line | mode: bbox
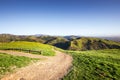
[0,33,120,37]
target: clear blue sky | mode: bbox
[0,0,120,36]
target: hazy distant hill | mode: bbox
[64,35,120,42]
[99,37,120,42]
[0,34,120,51]
[64,35,80,40]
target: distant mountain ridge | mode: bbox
[64,35,120,42]
[0,34,120,51]
[99,37,120,42]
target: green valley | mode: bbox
[0,34,120,51]
[0,34,120,80]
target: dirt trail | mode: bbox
[0,50,72,80]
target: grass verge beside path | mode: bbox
[63,49,120,80]
[0,52,38,79]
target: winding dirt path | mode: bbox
[0,50,72,80]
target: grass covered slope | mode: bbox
[64,49,120,80]
[0,34,120,51]
[0,41,55,56]
[0,53,37,78]
[69,37,120,50]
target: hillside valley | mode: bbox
[0,34,120,80]
[0,34,120,51]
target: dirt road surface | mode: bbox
[0,50,72,80]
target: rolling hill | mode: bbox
[0,34,120,80]
[45,37,120,50]
[0,34,120,51]
[68,37,120,50]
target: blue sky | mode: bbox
[0,0,120,36]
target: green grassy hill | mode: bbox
[0,34,120,51]
[0,41,55,56]
[68,37,120,50]
[64,49,120,80]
